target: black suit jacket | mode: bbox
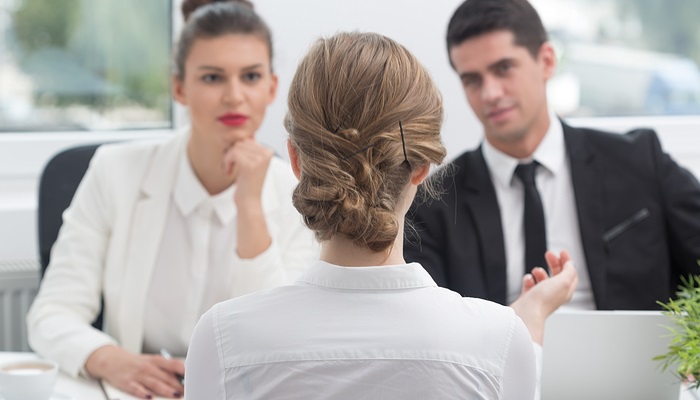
[405,123,700,309]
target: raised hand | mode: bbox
[510,250,578,344]
[86,345,185,399]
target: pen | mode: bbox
[98,379,112,400]
[160,348,185,385]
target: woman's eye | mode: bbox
[202,74,222,83]
[243,72,262,83]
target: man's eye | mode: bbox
[462,76,480,87]
[496,63,512,74]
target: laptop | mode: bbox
[540,310,682,400]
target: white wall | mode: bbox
[253,0,480,161]
[1,0,699,262]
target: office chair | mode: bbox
[37,143,104,329]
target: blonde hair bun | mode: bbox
[286,32,446,252]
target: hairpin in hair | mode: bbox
[399,121,409,165]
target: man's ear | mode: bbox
[287,140,301,180]
[410,164,430,185]
[538,42,557,80]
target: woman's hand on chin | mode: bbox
[223,138,273,208]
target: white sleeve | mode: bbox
[500,314,537,400]
[26,147,118,377]
[226,159,319,297]
[185,305,226,400]
[532,342,542,400]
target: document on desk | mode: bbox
[100,381,170,400]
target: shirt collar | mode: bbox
[297,261,438,290]
[173,148,237,224]
[481,110,565,188]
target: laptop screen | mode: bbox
[540,310,681,400]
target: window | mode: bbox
[0,0,172,132]
[534,0,700,118]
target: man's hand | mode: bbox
[510,250,578,345]
[86,345,185,399]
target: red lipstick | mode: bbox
[218,113,248,127]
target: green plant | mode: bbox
[655,274,700,389]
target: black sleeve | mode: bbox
[652,131,700,277]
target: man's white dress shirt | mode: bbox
[185,261,537,399]
[482,113,594,309]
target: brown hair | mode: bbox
[447,0,548,63]
[175,0,272,80]
[285,32,446,252]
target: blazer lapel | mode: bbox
[462,149,508,304]
[563,123,606,308]
[118,133,187,353]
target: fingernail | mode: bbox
[146,395,153,400]
[174,391,182,398]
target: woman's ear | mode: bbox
[287,140,301,180]
[267,73,279,104]
[410,164,430,185]
[172,76,187,105]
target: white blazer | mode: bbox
[27,130,319,377]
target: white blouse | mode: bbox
[143,150,237,356]
[142,149,316,357]
[185,261,537,399]
[26,131,320,378]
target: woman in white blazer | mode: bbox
[26,1,318,398]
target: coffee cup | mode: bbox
[0,359,59,400]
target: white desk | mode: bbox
[2,352,699,399]
[685,386,700,400]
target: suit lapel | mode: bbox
[462,149,507,304]
[563,123,606,308]
[118,133,187,352]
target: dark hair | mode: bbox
[175,0,272,80]
[446,0,547,62]
[285,32,446,252]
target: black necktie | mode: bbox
[514,162,547,274]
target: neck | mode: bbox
[491,107,552,160]
[320,220,407,267]
[320,182,418,268]
[187,137,236,195]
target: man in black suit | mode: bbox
[405,0,700,310]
